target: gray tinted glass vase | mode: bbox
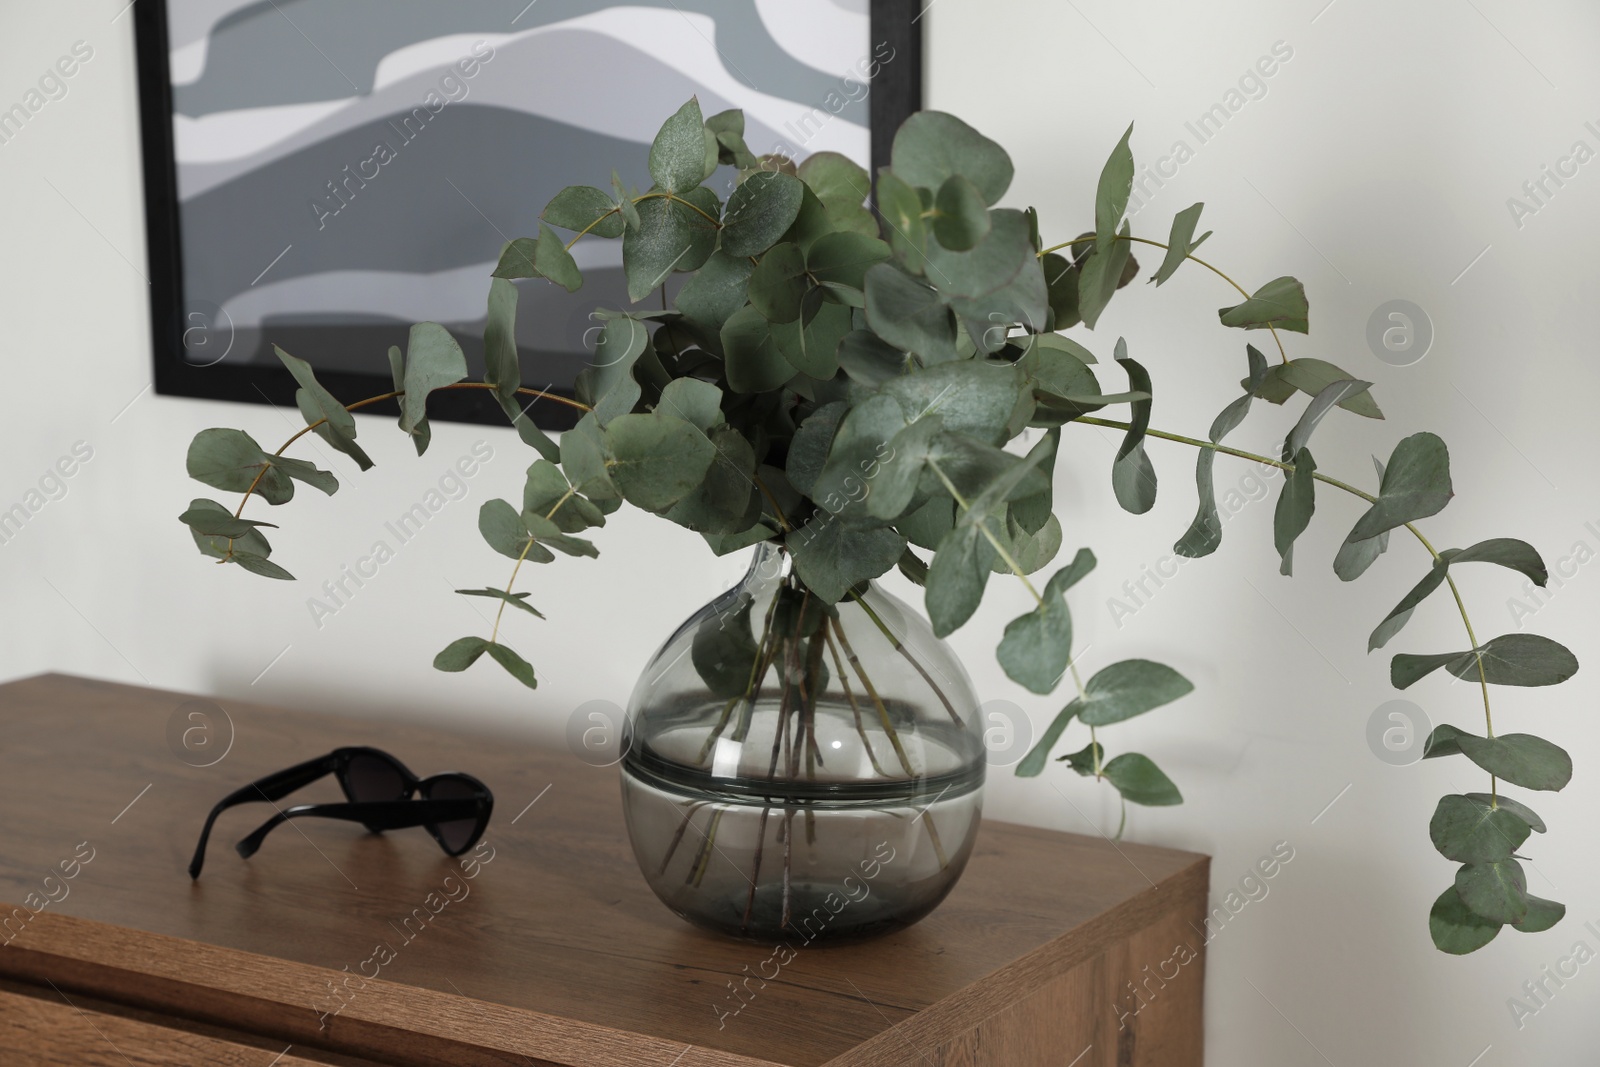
[620,542,985,942]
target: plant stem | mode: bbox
[848,591,965,726]
[1036,233,1288,364]
[824,628,889,776]
[1066,413,1499,803]
[926,458,1045,607]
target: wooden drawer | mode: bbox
[0,981,387,1067]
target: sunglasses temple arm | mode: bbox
[234,799,485,860]
[187,752,344,879]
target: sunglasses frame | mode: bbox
[188,746,493,879]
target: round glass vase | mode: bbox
[620,542,985,942]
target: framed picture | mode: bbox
[134,0,925,431]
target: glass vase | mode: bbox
[620,542,985,942]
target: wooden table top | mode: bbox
[0,673,1208,1067]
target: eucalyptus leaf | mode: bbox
[1429,794,1531,864]
[1151,203,1210,286]
[721,306,798,393]
[485,642,539,690]
[996,588,1072,695]
[863,262,958,364]
[1283,378,1372,461]
[1103,752,1183,806]
[932,174,991,252]
[1456,858,1527,925]
[1348,433,1453,541]
[1218,276,1309,334]
[401,323,468,436]
[1094,124,1134,255]
[721,171,804,257]
[455,587,545,619]
[542,184,623,238]
[1015,702,1079,777]
[1110,346,1156,514]
[230,552,294,580]
[890,111,1014,205]
[691,600,760,699]
[787,518,906,604]
[1076,659,1194,726]
[807,231,892,289]
[925,521,997,637]
[1273,448,1316,576]
[1422,725,1572,791]
[1429,886,1502,954]
[1175,346,1266,558]
[649,97,707,194]
[604,412,717,513]
[1077,223,1132,330]
[1513,895,1567,934]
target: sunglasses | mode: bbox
[188,746,493,879]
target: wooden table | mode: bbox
[0,674,1207,1066]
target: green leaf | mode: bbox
[879,359,1024,448]
[1268,358,1385,419]
[997,591,1072,695]
[455,587,545,619]
[649,97,708,194]
[1103,753,1183,806]
[533,222,582,292]
[1368,561,1449,651]
[705,108,756,168]
[720,306,797,393]
[691,600,760,699]
[482,281,561,462]
[798,152,870,212]
[401,323,468,436]
[492,238,539,280]
[522,512,598,557]
[185,428,277,494]
[479,499,534,561]
[1513,895,1567,934]
[863,262,958,364]
[1218,276,1309,334]
[1076,223,1131,330]
[581,312,650,425]
[1396,634,1579,689]
[772,292,853,381]
[1015,704,1079,777]
[1283,378,1372,461]
[890,111,1014,206]
[664,423,758,535]
[721,171,804,258]
[1041,253,1081,330]
[560,413,620,503]
[1429,886,1502,954]
[1046,548,1097,595]
[675,251,754,348]
[1175,346,1266,559]
[274,455,338,497]
[542,185,623,238]
[1002,513,1063,574]
[1347,433,1453,541]
[1429,794,1532,863]
[1448,538,1549,586]
[656,377,723,431]
[178,502,276,538]
[1076,659,1194,726]
[387,346,430,456]
[434,636,491,673]
[787,518,906,604]
[1456,858,1528,925]
[786,401,848,497]
[811,395,906,521]
[1333,456,1391,580]
[1057,739,1104,777]
[624,191,719,302]
[932,174,991,252]
[838,329,909,386]
[229,552,294,580]
[868,413,945,520]
[747,242,809,323]
[604,412,716,513]
[1094,124,1134,255]
[1273,448,1317,576]
[807,231,892,289]
[1422,726,1572,791]
[1110,345,1156,514]
[875,168,929,273]
[1151,203,1211,286]
[925,521,996,637]
[1464,792,1545,833]
[274,346,371,470]
[923,209,1048,341]
[485,643,538,689]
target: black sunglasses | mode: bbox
[188,746,493,879]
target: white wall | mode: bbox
[3,2,1597,1062]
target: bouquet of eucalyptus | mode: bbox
[182,99,1577,955]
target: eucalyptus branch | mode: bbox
[1069,414,1501,801]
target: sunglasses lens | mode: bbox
[425,776,482,853]
[345,752,407,803]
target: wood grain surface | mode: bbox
[0,674,1208,1066]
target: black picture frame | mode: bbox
[134,1,925,432]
